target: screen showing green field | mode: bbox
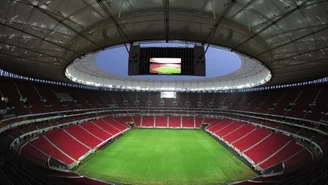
[149,58,181,75]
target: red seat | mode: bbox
[44,129,90,160]
[142,116,154,127]
[232,128,271,152]
[20,143,49,167]
[284,149,313,172]
[93,120,121,135]
[103,118,129,131]
[133,116,141,127]
[155,116,167,127]
[259,141,303,169]
[223,124,256,143]
[244,133,290,163]
[182,116,194,128]
[215,122,243,137]
[65,125,103,148]
[195,117,203,128]
[80,121,112,140]
[168,116,181,128]
[31,136,75,165]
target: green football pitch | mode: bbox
[155,67,181,74]
[75,129,257,185]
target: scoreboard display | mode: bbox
[128,46,205,76]
[149,58,181,75]
[160,92,176,98]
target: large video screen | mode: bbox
[160,92,176,99]
[149,58,181,75]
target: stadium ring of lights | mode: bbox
[65,43,271,92]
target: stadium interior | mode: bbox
[1,0,328,185]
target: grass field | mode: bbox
[75,129,257,185]
[155,67,181,74]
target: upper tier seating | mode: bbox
[34,84,67,112]
[0,79,30,115]
[2,77,328,128]
[16,81,49,114]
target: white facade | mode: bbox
[65,48,271,92]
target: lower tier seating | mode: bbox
[182,116,194,128]
[142,116,155,127]
[65,125,103,148]
[44,129,90,160]
[211,120,234,133]
[233,128,271,151]
[114,117,133,125]
[59,176,114,185]
[168,116,181,128]
[133,116,141,127]
[31,136,75,165]
[223,124,256,143]
[206,119,313,171]
[244,133,290,164]
[19,117,131,167]
[284,149,313,172]
[155,116,167,127]
[206,120,225,132]
[258,141,303,169]
[80,121,112,140]
[102,118,129,131]
[133,116,202,128]
[92,120,120,136]
[215,122,243,137]
[195,117,203,128]
[20,143,49,168]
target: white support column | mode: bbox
[140,115,143,127]
[194,116,196,128]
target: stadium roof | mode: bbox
[66,44,271,91]
[1,0,328,86]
